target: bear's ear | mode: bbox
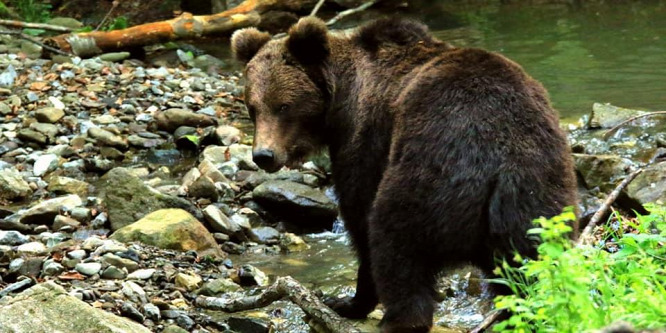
[231,28,271,64]
[286,17,329,65]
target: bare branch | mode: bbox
[603,111,666,140]
[195,276,360,333]
[577,168,644,246]
[0,30,72,56]
[0,19,72,32]
[326,0,378,26]
[95,0,120,31]
[310,0,326,16]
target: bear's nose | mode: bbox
[253,149,275,170]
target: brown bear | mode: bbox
[231,17,577,332]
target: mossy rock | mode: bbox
[110,208,224,258]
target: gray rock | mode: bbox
[101,253,139,272]
[53,215,81,231]
[203,205,239,235]
[99,52,130,62]
[16,241,47,255]
[0,281,151,333]
[143,303,161,321]
[35,107,65,123]
[198,278,242,296]
[46,176,90,197]
[250,226,280,244]
[75,262,102,276]
[127,268,155,280]
[589,103,649,129]
[20,194,83,225]
[33,154,59,177]
[42,259,65,276]
[252,180,338,227]
[574,154,634,192]
[128,134,164,148]
[101,265,128,279]
[0,230,29,246]
[215,125,241,145]
[627,161,666,205]
[120,301,144,322]
[122,281,147,304]
[0,167,32,201]
[17,129,48,145]
[29,122,58,138]
[87,127,128,150]
[67,249,87,260]
[100,167,197,231]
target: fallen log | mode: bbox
[43,0,324,57]
[195,276,360,333]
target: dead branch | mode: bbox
[470,310,505,333]
[602,111,666,140]
[326,0,378,25]
[0,19,72,32]
[577,168,644,246]
[195,276,360,333]
[0,30,72,56]
[95,0,120,31]
[310,0,326,16]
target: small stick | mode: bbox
[310,0,326,17]
[95,0,120,31]
[0,30,72,56]
[602,111,666,140]
[0,19,72,32]
[469,310,505,333]
[196,276,360,333]
[326,0,378,26]
[577,168,644,246]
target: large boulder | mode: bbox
[627,161,666,205]
[110,209,224,258]
[252,180,337,229]
[101,167,197,231]
[573,154,634,192]
[0,281,151,333]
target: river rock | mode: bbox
[238,264,269,287]
[101,167,197,230]
[110,209,224,258]
[175,272,202,291]
[0,167,32,201]
[87,127,128,150]
[154,108,216,132]
[573,154,634,192]
[0,281,151,333]
[198,278,242,296]
[588,103,648,129]
[250,226,280,244]
[215,125,242,145]
[188,175,218,200]
[53,215,81,231]
[75,262,102,276]
[252,180,338,228]
[0,230,29,246]
[46,176,90,197]
[127,268,155,280]
[17,129,48,145]
[20,194,83,225]
[202,205,240,235]
[35,107,65,123]
[16,242,47,255]
[627,161,666,205]
[33,154,59,177]
[280,233,310,252]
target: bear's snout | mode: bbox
[253,149,279,172]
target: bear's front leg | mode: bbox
[324,248,379,319]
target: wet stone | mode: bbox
[16,242,47,256]
[0,230,29,246]
[101,253,139,272]
[120,301,144,322]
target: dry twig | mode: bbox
[196,276,360,333]
[0,30,72,56]
[577,168,644,246]
[326,0,378,26]
[95,0,120,31]
[602,111,666,140]
[310,0,326,16]
[0,19,72,32]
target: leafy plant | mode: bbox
[104,16,128,31]
[493,206,666,332]
[11,0,51,23]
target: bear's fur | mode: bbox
[232,17,578,332]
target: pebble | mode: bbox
[16,241,47,255]
[127,268,156,280]
[75,262,102,276]
[0,230,29,246]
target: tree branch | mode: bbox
[0,30,72,56]
[0,19,72,32]
[310,0,326,16]
[602,111,666,140]
[326,0,378,26]
[195,276,360,333]
[577,168,644,246]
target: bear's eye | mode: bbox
[278,104,289,114]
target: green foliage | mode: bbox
[11,0,50,23]
[104,16,128,31]
[493,206,666,332]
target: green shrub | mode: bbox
[104,16,128,31]
[11,0,50,23]
[493,206,666,332]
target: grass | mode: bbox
[492,205,666,332]
[10,0,50,23]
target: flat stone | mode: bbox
[127,268,155,280]
[0,167,32,201]
[33,154,59,177]
[16,242,47,255]
[101,253,139,272]
[46,176,90,197]
[175,272,202,291]
[198,278,242,296]
[35,107,65,123]
[87,127,128,150]
[75,262,102,276]
[20,194,83,225]
[154,108,216,132]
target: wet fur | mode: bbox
[233,18,578,332]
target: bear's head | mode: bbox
[232,17,331,173]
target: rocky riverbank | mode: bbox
[1,38,665,332]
